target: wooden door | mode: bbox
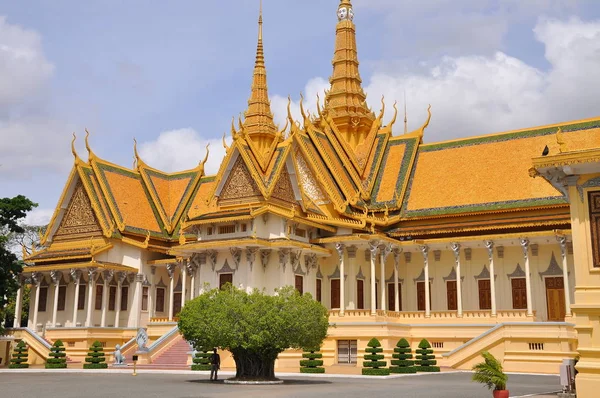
[417,282,425,311]
[511,278,527,309]
[546,277,566,321]
[173,292,182,315]
[316,279,322,303]
[447,280,457,311]
[219,273,233,289]
[478,279,491,310]
[331,279,340,309]
[295,275,303,295]
[357,280,364,309]
[387,284,395,311]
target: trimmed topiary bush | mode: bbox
[390,338,416,374]
[362,338,390,376]
[45,340,67,369]
[9,341,29,369]
[191,347,211,371]
[83,341,107,369]
[300,348,325,374]
[415,339,440,372]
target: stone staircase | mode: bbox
[137,336,191,369]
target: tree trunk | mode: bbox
[231,348,280,380]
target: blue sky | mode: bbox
[2,0,600,224]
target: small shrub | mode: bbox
[414,339,440,372]
[191,347,211,371]
[390,338,415,374]
[300,348,325,374]
[362,338,390,376]
[45,340,67,369]
[9,341,29,369]
[83,341,107,369]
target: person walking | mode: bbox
[210,348,221,381]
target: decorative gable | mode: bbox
[270,167,297,203]
[54,181,103,241]
[219,156,262,202]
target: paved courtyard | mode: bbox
[0,371,561,398]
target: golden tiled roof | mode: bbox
[404,118,600,217]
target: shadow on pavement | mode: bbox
[186,379,332,385]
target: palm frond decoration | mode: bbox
[471,351,507,391]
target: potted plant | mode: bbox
[472,351,508,398]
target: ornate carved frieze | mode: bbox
[304,253,317,275]
[219,156,261,201]
[507,264,526,279]
[539,252,565,280]
[246,247,259,272]
[260,249,271,271]
[54,181,102,240]
[207,250,218,271]
[296,152,327,205]
[271,167,297,203]
[279,249,291,272]
[474,265,495,281]
[230,247,242,270]
[217,259,235,274]
[443,267,464,282]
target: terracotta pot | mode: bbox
[493,390,509,398]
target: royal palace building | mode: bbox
[3,1,600,394]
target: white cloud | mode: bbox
[271,77,329,129]
[24,208,54,226]
[274,17,600,142]
[0,16,73,179]
[138,128,226,175]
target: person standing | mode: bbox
[210,348,221,381]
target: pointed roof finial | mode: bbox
[404,91,408,134]
[242,0,277,137]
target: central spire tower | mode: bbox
[324,0,375,147]
[243,1,277,139]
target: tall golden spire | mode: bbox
[242,0,277,137]
[324,0,374,145]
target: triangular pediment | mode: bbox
[218,155,262,202]
[54,180,103,241]
[270,166,297,204]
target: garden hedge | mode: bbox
[390,338,416,374]
[83,341,108,369]
[9,341,29,369]
[191,347,211,371]
[362,338,389,376]
[300,348,325,374]
[414,339,440,372]
[45,340,67,369]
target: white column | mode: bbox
[31,273,41,331]
[167,264,176,321]
[70,269,81,327]
[50,271,61,327]
[368,242,379,315]
[114,272,126,328]
[393,249,402,312]
[347,246,357,310]
[180,261,187,310]
[379,248,386,312]
[13,277,23,328]
[85,268,97,327]
[420,245,431,318]
[149,266,156,319]
[451,243,463,317]
[557,235,572,317]
[485,241,497,317]
[335,243,345,315]
[520,238,533,317]
[134,273,143,328]
[188,263,195,301]
[100,271,112,327]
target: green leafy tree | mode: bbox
[191,347,212,371]
[178,285,329,381]
[9,340,29,368]
[390,338,415,374]
[45,340,67,369]
[414,339,440,372]
[83,341,108,369]
[300,347,325,374]
[472,351,508,391]
[362,337,390,376]
[0,195,37,333]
